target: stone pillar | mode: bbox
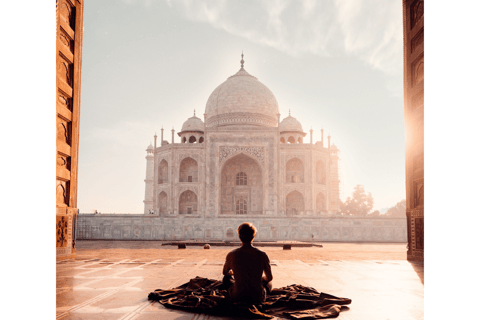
[56,0,85,260]
[310,128,313,144]
[171,128,175,144]
[403,0,424,262]
[328,135,331,149]
[144,146,154,214]
[321,129,324,147]
[161,127,164,145]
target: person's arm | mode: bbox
[262,254,273,282]
[223,252,233,276]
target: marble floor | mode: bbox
[56,254,423,319]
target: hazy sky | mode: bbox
[78,0,405,213]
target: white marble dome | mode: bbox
[147,143,153,150]
[181,114,204,132]
[279,114,304,133]
[204,67,280,128]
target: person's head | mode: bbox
[237,222,257,244]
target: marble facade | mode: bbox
[143,57,341,233]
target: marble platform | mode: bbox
[57,257,423,319]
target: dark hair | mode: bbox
[237,222,257,244]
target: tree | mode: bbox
[341,185,374,216]
[368,210,381,217]
[385,199,406,217]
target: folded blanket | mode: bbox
[148,276,351,319]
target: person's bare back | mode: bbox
[222,223,273,303]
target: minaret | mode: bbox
[143,143,154,214]
[321,128,324,147]
[329,144,340,213]
[171,127,175,144]
[160,127,164,145]
[310,127,313,144]
[328,134,331,149]
[153,132,157,214]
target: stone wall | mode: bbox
[76,214,407,243]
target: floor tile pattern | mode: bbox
[57,258,423,320]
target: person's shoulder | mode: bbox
[227,247,242,256]
[253,247,269,258]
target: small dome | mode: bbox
[331,144,338,150]
[279,114,303,133]
[181,114,204,132]
[147,143,153,150]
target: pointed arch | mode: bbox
[158,159,168,184]
[189,136,197,143]
[288,136,295,144]
[158,191,168,214]
[179,157,198,182]
[56,182,67,206]
[286,157,304,183]
[316,160,326,184]
[280,137,285,144]
[316,192,326,212]
[286,190,304,216]
[179,190,198,214]
[221,153,263,215]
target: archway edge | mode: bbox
[219,151,265,173]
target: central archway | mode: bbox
[220,153,263,215]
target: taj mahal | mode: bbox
[76,55,407,242]
[143,54,341,225]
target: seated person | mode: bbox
[222,222,273,303]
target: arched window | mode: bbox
[179,157,198,182]
[236,172,247,185]
[179,190,198,214]
[158,160,168,184]
[221,153,263,215]
[189,136,196,143]
[316,160,326,184]
[182,137,187,143]
[199,137,204,143]
[316,192,325,212]
[280,137,285,144]
[236,198,247,214]
[288,136,295,144]
[298,137,303,144]
[226,228,234,238]
[286,158,304,183]
[158,191,167,214]
[286,191,304,216]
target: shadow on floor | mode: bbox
[409,261,424,284]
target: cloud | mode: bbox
[159,0,403,76]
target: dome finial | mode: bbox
[289,109,291,116]
[194,109,196,116]
[240,51,244,69]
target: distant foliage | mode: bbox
[385,199,406,217]
[368,210,381,217]
[340,185,374,216]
